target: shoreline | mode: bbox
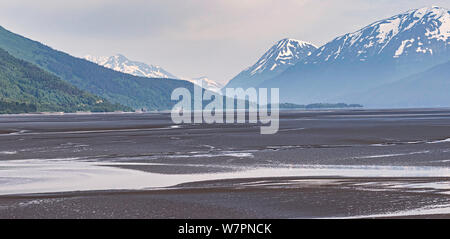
[3,107,450,117]
[0,111,139,117]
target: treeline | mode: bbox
[0,100,37,114]
[279,103,363,109]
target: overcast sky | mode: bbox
[0,0,448,84]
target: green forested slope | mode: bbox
[0,48,130,114]
[0,26,194,110]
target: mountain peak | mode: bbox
[307,6,449,64]
[84,54,177,79]
[112,53,129,61]
[277,38,317,48]
[251,38,317,75]
[182,76,224,93]
[225,38,317,88]
[411,5,447,15]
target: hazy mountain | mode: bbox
[261,6,450,105]
[0,48,129,114]
[183,76,224,93]
[350,60,450,108]
[84,54,178,79]
[225,38,317,89]
[0,25,195,110]
[85,54,223,93]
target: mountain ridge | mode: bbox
[85,54,223,93]
[185,76,224,93]
[259,6,450,106]
[225,38,317,89]
[84,54,178,79]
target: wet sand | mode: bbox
[1,109,450,218]
[2,177,450,219]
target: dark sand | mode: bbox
[1,109,450,218]
[1,177,450,219]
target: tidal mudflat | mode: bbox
[1,109,450,218]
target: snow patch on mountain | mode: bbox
[307,6,449,63]
[394,39,415,58]
[249,38,317,76]
[84,54,178,79]
[225,38,317,88]
[182,76,224,93]
[84,54,223,93]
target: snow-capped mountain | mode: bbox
[184,76,224,93]
[305,6,449,65]
[225,38,317,89]
[261,6,450,106]
[84,54,224,93]
[84,54,178,79]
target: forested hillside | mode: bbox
[0,48,130,114]
[0,26,194,110]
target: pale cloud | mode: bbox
[0,0,448,84]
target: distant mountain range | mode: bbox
[225,38,317,89]
[0,48,129,114]
[183,76,224,93]
[84,54,178,79]
[0,6,448,113]
[231,6,450,108]
[84,54,223,93]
